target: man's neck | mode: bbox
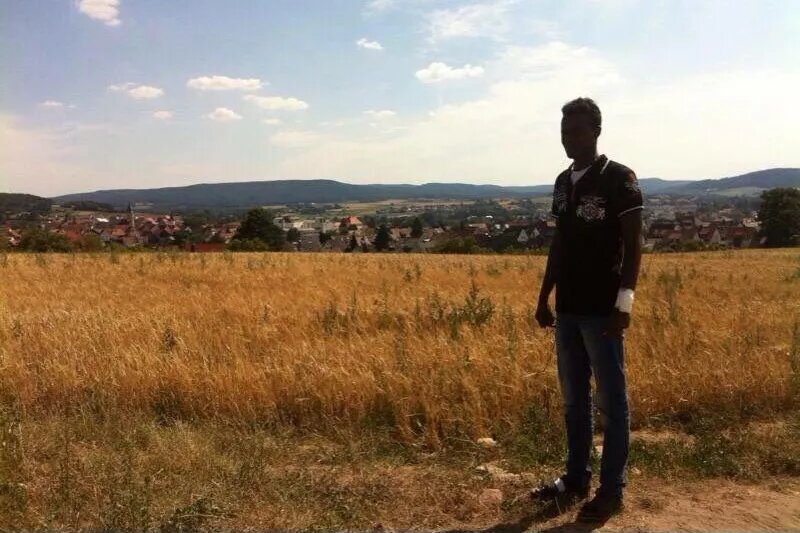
[572,151,599,172]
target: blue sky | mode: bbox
[1,0,799,196]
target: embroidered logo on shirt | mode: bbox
[623,178,641,194]
[576,195,606,222]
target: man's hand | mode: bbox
[535,301,556,328]
[604,309,630,337]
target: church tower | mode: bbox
[127,201,138,243]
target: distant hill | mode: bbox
[49,168,800,211]
[0,193,52,215]
[638,178,692,194]
[52,180,551,211]
[665,168,800,194]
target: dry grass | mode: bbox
[0,248,799,529]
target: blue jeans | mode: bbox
[555,313,630,497]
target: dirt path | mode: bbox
[488,478,800,532]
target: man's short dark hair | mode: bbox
[561,97,601,130]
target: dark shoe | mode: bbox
[577,491,623,522]
[530,476,590,503]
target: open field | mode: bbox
[1,249,799,530]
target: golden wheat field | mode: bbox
[1,249,799,530]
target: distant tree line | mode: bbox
[60,200,115,212]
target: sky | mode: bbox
[1,0,799,197]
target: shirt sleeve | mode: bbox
[551,177,564,219]
[614,170,643,218]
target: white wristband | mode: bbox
[615,288,635,313]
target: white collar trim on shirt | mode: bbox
[568,154,609,174]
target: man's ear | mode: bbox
[595,126,602,137]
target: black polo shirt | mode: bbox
[550,154,643,315]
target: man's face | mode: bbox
[561,113,599,160]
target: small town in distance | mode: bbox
[2,169,798,254]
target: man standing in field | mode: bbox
[531,97,643,522]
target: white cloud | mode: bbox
[77,0,121,26]
[364,109,396,119]
[153,110,174,120]
[269,130,319,148]
[496,42,619,83]
[415,62,484,83]
[364,0,433,14]
[262,118,283,125]
[109,83,164,99]
[427,1,515,42]
[356,38,384,51]
[243,94,309,111]
[40,100,64,108]
[366,0,394,11]
[128,85,164,99]
[108,82,134,92]
[205,108,242,121]
[186,75,264,91]
[273,41,800,185]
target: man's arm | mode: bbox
[607,209,642,334]
[619,209,642,291]
[535,228,560,327]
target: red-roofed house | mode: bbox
[340,216,363,231]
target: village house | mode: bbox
[676,212,699,230]
[533,219,557,248]
[389,227,410,242]
[273,215,309,232]
[339,215,364,232]
[697,223,722,245]
[316,220,340,234]
[294,231,322,252]
[2,226,22,247]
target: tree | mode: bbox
[411,217,423,238]
[319,231,332,246]
[181,213,210,233]
[208,232,226,244]
[432,236,481,254]
[228,238,269,252]
[231,208,285,250]
[758,188,800,247]
[346,233,358,252]
[18,228,73,252]
[78,233,105,252]
[373,224,390,251]
[286,227,301,243]
[361,215,377,229]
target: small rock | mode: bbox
[479,488,503,506]
[477,437,498,448]
[594,444,604,456]
[476,462,520,482]
[631,466,642,476]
